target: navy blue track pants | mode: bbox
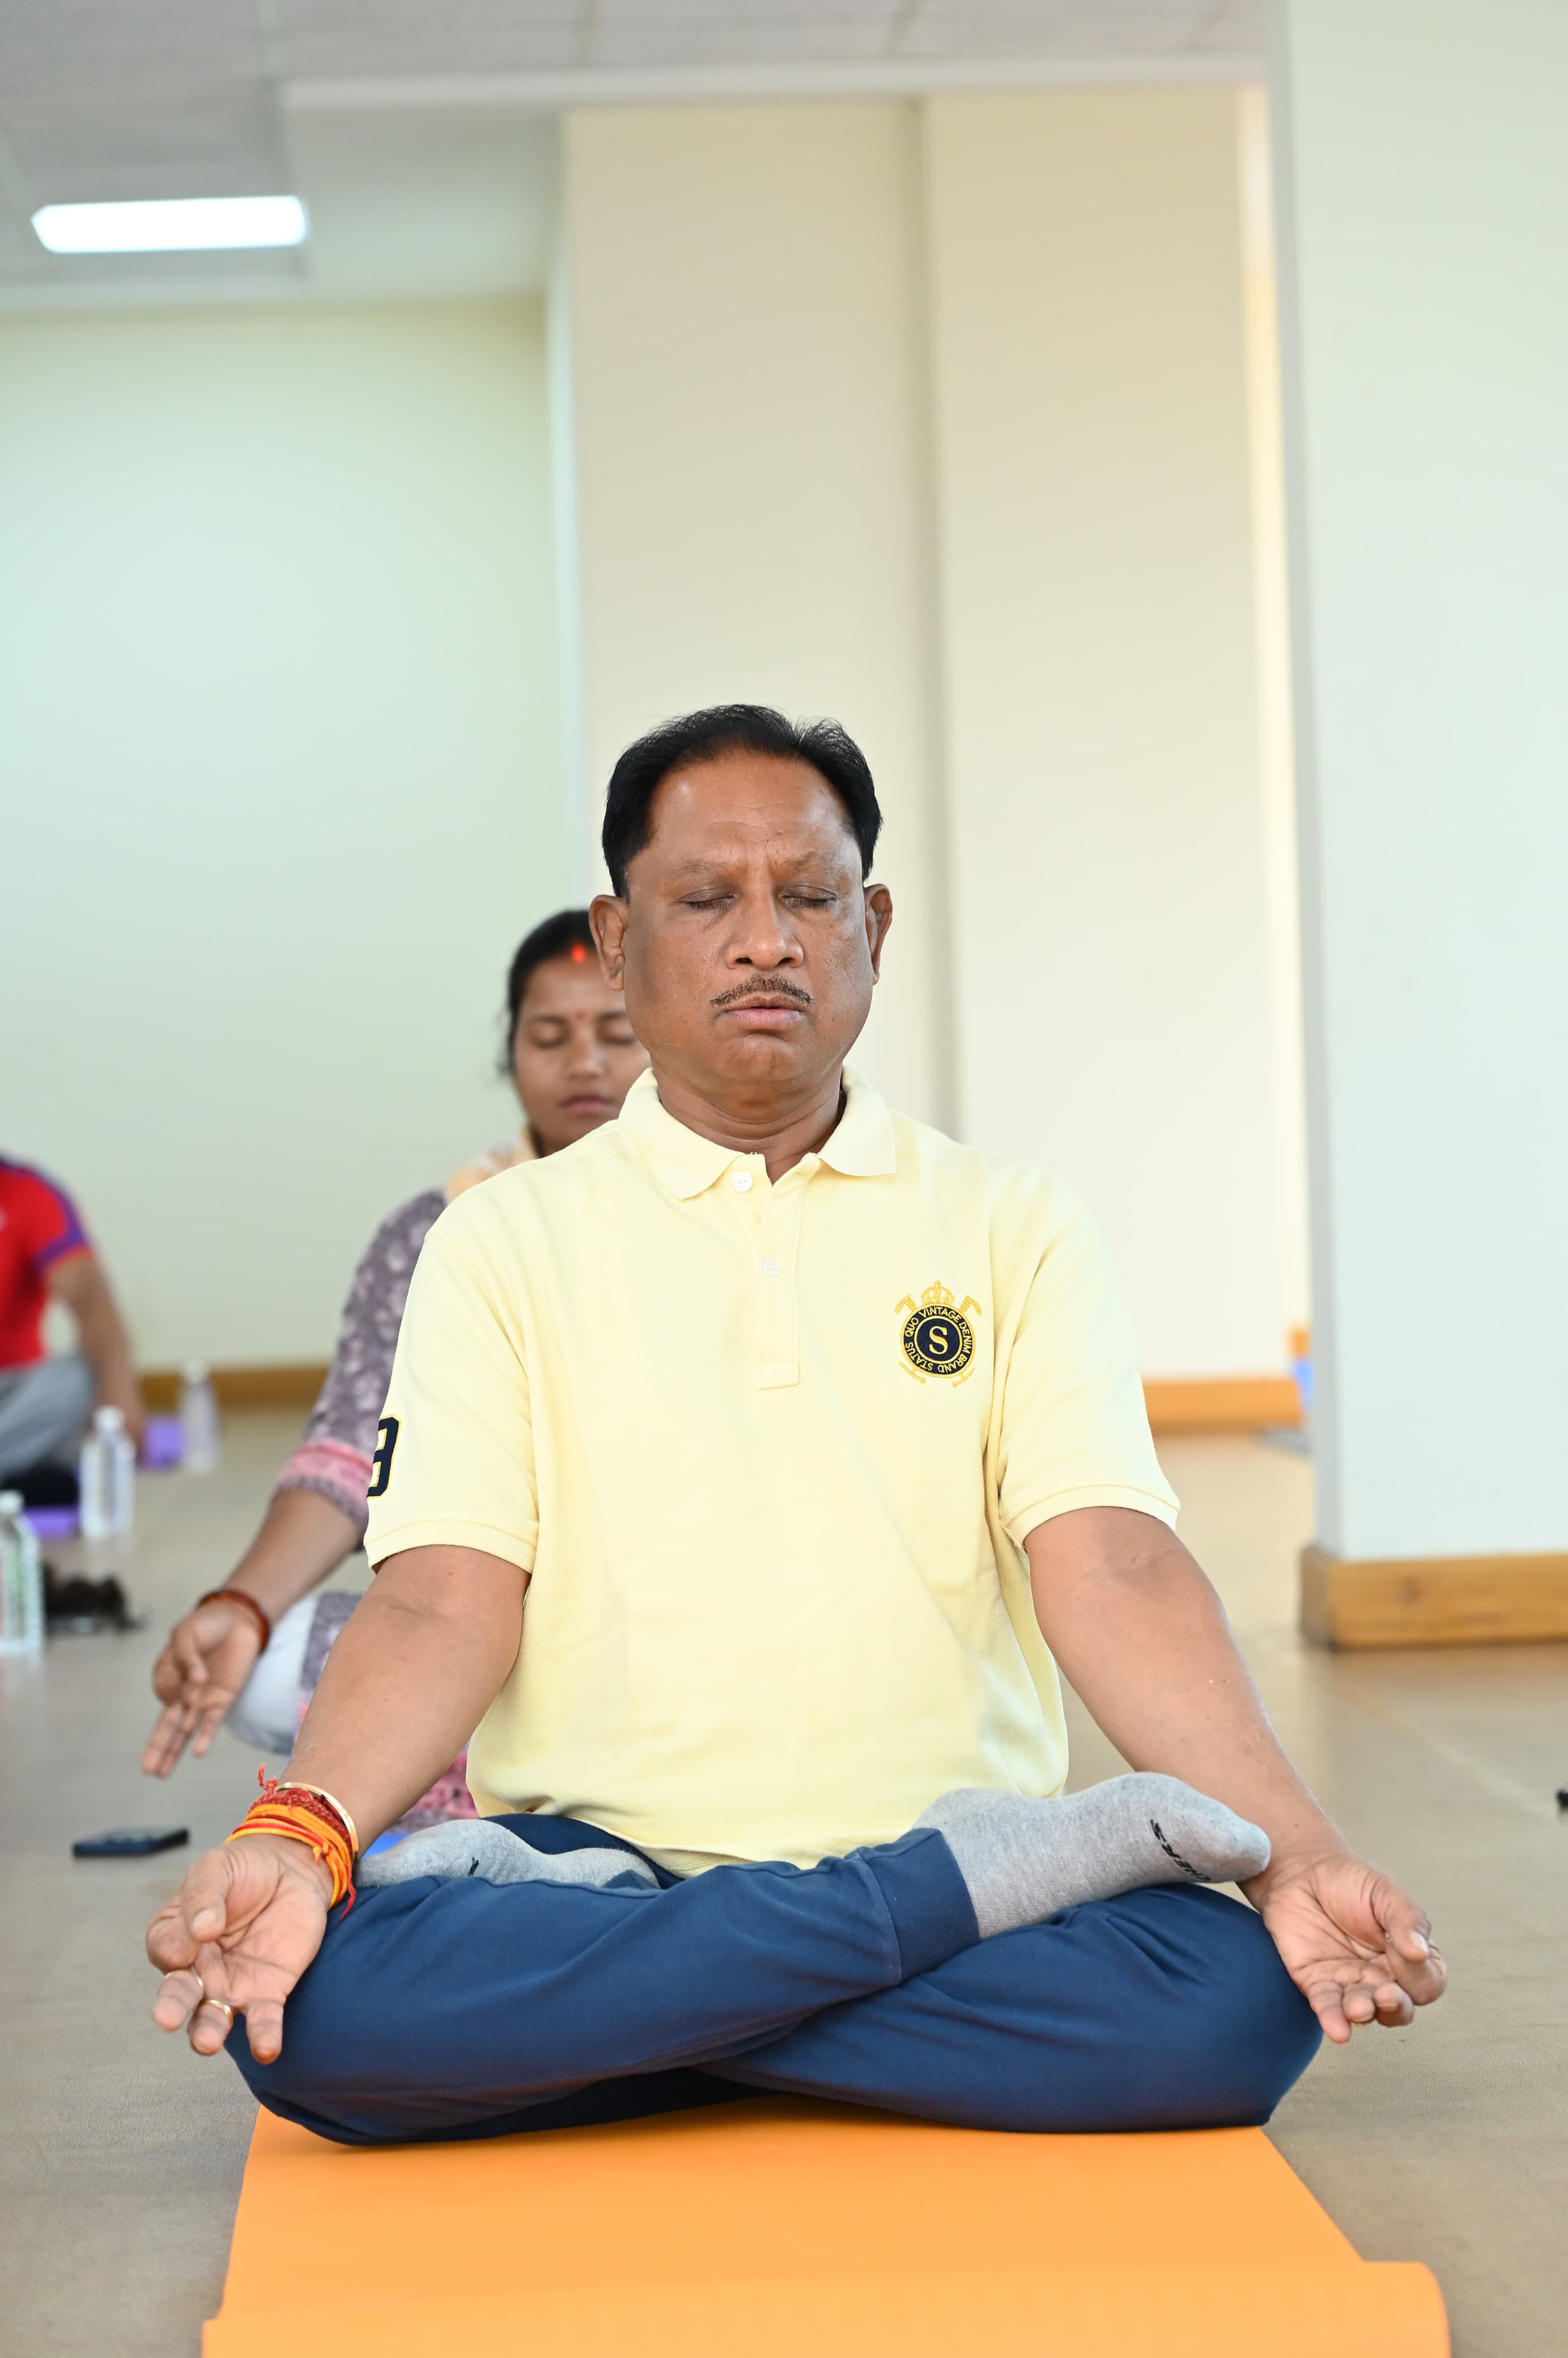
[230,1814,1320,2147]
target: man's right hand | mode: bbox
[147,1834,331,2062]
[142,1597,264,1777]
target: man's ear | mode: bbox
[590,894,630,989]
[864,883,893,982]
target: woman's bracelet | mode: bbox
[196,1588,273,1652]
[226,1771,358,1910]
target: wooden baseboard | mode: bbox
[142,1366,1300,1432]
[1301,1542,1568,1649]
[1144,1376,1302,1435]
[139,1363,328,1413]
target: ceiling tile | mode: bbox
[0,0,265,104]
[278,1,587,79]
[592,7,901,71]
[899,1,1261,60]
[1190,0,1261,55]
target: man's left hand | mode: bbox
[1252,1850,1447,2043]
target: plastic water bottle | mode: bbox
[0,1491,44,1654]
[79,1405,135,1539]
[179,1359,222,1473]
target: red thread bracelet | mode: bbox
[227,1772,358,1909]
[196,1588,273,1652]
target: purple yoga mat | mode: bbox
[141,1413,184,1470]
[25,1505,79,1539]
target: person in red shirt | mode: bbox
[0,1157,145,1494]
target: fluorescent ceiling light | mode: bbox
[32,196,309,254]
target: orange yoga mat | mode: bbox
[205,2098,1447,2358]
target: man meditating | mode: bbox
[148,705,1444,2143]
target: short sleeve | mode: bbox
[996,1209,1178,1546]
[24,1170,90,1273]
[299,1189,444,1459]
[362,1206,537,1574]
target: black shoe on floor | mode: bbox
[1,1464,80,1509]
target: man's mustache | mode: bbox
[711,977,814,1009]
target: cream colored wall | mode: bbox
[555,90,1302,1378]
[924,88,1294,1376]
[560,102,952,1125]
[1,300,568,1367]
[1237,86,1311,1350]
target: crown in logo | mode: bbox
[920,1280,954,1309]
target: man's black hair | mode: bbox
[500,908,597,1070]
[600,704,882,896]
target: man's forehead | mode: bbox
[658,834,853,879]
[642,764,860,872]
[653,756,839,820]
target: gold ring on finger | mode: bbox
[197,1996,235,2029]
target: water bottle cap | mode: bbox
[183,1359,210,1382]
[95,1405,125,1431]
[0,1490,21,1515]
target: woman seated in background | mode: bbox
[140,909,648,1824]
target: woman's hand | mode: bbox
[147,1834,332,2062]
[141,1597,264,1777]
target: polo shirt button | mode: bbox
[731,1170,754,1192]
[762,1255,781,1277]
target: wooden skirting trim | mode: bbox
[140,1365,1297,1431]
[1143,1376,1302,1435]
[139,1363,328,1413]
[1302,1542,1568,1649]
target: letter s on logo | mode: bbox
[367,1415,400,1499]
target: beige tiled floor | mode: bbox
[2,1419,1564,2356]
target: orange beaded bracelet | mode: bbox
[226,1770,359,1910]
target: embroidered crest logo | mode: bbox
[896,1280,980,1383]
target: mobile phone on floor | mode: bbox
[73,1826,189,1857]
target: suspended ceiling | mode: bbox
[0,2,1262,309]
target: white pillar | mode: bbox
[1270,1,1568,1642]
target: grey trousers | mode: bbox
[0,1354,94,1477]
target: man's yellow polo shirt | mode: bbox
[366,1067,1177,1871]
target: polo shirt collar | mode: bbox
[619,1065,895,1199]
[817,1066,898,1177]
